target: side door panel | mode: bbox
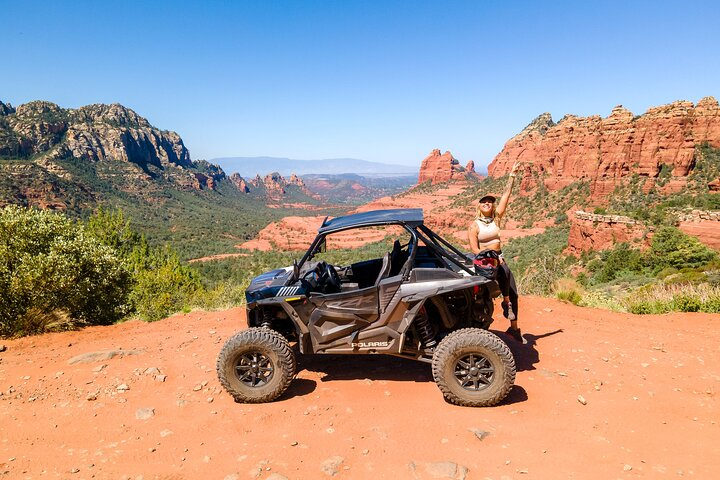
[308,287,378,348]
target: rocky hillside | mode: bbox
[488,97,720,199]
[229,171,316,199]
[0,99,320,259]
[0,100,221,207]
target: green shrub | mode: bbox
[578,291,626,312]
[128,246,203,321]
[592,243,644,284]
[672,294,702,312]
[557,289,582,304]
[0,206,132,336]
[656,267,679,279]
[624,283,720,314]
[647,227,718,271]
[663,270,707,285]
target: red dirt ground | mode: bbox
[1,297,718,479]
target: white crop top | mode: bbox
[475,218,501,246]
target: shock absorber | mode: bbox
[415,306,437,348]
[260,309,273,329]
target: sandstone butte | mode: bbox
[418,148,482,184]
[487,96,720,198]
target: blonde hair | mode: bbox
[475,203,496,220]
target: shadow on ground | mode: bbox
[285,328,563,403]
[297,353,432,383]
[495,328,564,372]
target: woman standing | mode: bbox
[468,162,523,342]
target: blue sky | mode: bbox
[4,0,720,170]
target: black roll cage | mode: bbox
[293,220,475,283]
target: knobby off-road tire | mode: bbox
[217,328,296,403]
[431,328,516,407]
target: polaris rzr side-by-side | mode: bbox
[217,208,516,407]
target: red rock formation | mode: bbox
[418,149,464,184]
[229,173,249,193]
[289,173,304,187]
[709,178,720,192]
[263,172,286,196]
[565,211,652,256]
[192,173,215,190]
[488,97,720,198]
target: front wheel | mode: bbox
[217,328,296,403]
[431,328,515,407]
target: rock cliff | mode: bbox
[1,101,192,169]
[0,100,208,202]
[228,171,314,199]
[417,149,481,184]
[488,97,720,198]
[566,211,652,256]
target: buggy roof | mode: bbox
[319,208,424,234]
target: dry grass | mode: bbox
[625,283,720,314]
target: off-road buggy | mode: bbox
[217,208,516,407]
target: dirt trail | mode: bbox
[1,297,718,479]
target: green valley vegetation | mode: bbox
[0,205,236,337]
[0,100,325,261]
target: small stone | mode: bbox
[578,395,587,405]
[362,449,369,455]
[155,375,167,382]
[148,448,156,453]
[207,397,214,403]
[86,393,98,401]
[160,429,173,437]
[0,344,6,352]
[145,367,161,375]
[92,365,106,373]
[117,384,130,392]
[423,461,468,479]
[543,308,553,312]
[136,408,155,420]
[320,456,344,476]
[290,441,298,446]
[624,464,633,471]
[70,468,80,473]
[470,428,490,441]
[193,385,202,391]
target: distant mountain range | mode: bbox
[211,156,418,177]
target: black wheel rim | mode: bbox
[453,353,494,391]
[235,352,274,387]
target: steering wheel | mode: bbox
[323,263,342,293]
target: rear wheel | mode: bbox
[431,328,515,407]
[217,328,296,403]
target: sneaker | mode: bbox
[502,301,516,321]
[505,327,523,342]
